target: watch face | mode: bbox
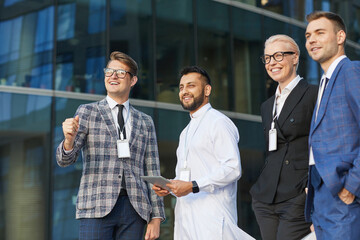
[192,181,199,193]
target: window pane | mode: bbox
[232,8,264,115]
[155,0,195,104]
[88,0,106,34]
[0,4,54,89]
[197,0,232,111]
[109,0,154,100]
[52,97,90,240]
[0,92,51,240]
[56,0,107,94]
[57,3,76,41]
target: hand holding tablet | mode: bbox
[141,176,171,191]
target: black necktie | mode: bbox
[117,104,127,195]
[117,104,126,139]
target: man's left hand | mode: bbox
[338,188,355,205]
[145,218,161,240]
[167,180,193,197]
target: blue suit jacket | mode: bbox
[306,58,360,220]
[56,98,165,222]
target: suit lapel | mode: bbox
[97,98,118,139]
[129,105,142,148]
[277,79,308,128]
[263,96,286,140]
[312,58,348,131]
[264,95,275,126]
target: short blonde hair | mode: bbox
[264,34,300,69]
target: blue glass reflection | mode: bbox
[110,0,126,25]
[88,0,106,34]
[4,0,23,7]
[30,64,53,89]
[35,7,54,53]
[86,56,106,94]
[0,17,22,64]
[56,62,74,91]
[57,3,76,41]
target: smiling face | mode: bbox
[305,17,346,72]
[104,60,137,103]
[264,41,298,90]
[179,72,211,114]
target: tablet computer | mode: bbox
[141,176,171,191]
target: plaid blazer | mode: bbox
[56,98,165,221]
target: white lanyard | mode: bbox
[269,98,278,151]
[183,107,211,169]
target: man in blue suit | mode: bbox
[56,51,165,240]
[305,11,360,239]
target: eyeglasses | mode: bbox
[261,51,295,64]
[103,68,134,78]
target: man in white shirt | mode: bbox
[153,66,254,240]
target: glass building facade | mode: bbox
[0,0,360,239]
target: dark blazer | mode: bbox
[250,79,318,204]
[56,98,165,221]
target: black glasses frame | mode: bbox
[103,68,134,78]
[261,51,295,64]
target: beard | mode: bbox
[180,90,205,112]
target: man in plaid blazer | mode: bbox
[56,51,165,240]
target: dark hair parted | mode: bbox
[306,11,347,34]
[180,66,211,85]
[108,51,138,76]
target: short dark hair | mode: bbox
[107,51,138,76]
[179,66,211,85]
[306,11,346,34]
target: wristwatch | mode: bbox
[192,181,199,193]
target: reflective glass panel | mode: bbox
[0,92,51,240]
[232,7,264,115]
[197,0,232,111]
[155,0,195,104]
[56,0,107,94]
[0,4,54,89]
[52,97,90,240]
[109,0,154,100]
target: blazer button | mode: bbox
[285,160,290,165]
[290,118,295,123]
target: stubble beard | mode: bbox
[180,91,205,112]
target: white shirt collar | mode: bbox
[106,95,130,112]
[190,103,211,119]
[275,75,302,98]
[323,55,347,80]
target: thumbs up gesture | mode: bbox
[62,115,79,150]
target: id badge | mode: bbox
[179,168,191,181]
[117,139,130,158]
[269,128,277,151]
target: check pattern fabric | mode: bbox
[56,98,165,221]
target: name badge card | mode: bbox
[268,122,277,151]
[117,139,130,158]
[179,168,191,181]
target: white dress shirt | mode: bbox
[273,75,302,118]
